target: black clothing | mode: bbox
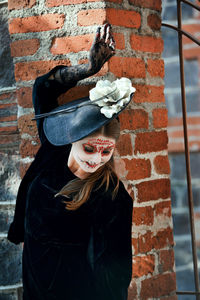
[7,67,133,300]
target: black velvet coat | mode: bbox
[7,67,133,300]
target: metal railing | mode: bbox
[162,0,200,298]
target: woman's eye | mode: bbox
[83,146,94,153]
[102,150,110,155]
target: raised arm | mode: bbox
[33,24,115,143]
[50,23,115,84]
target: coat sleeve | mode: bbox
[32,66,77,143]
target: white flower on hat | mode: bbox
[89,78,136,118]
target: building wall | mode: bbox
[0,0,177,299]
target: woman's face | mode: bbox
[71,134,116,173]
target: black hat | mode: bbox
[34,78,136,146]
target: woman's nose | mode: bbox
[91,151,102,164]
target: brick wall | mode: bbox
[1,0,177,298]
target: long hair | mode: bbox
[55,118,120,210]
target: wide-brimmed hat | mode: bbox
[34,78,136,146]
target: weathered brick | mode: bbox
[132,206,154,226]
[124,158,151,180]
[147,59,164,78]
[152,108,168,128]
[0,134,19,149]
[136,179,171,203]
[46,0,87,6]
[18,113,38,136]
[20,139,40,158]
[133,85,165,103]
[51,34,93,55]
[17,87,33,108]
[152,227,174,249]
[132,254,155,278]
[119,109,148,130]
[154,201,172,218]
[77,9,106,26]
[140,273,176,299]
[0,125,18,134]
[116,134,133,156]
[128,281,137,300]
[107,8,141,28]
[128,0,161,11]
[20,161,32,178]
[8,0,36,10]
[147,13,161,30]
[154,155,170,174]
[11,39,40,57]
[135,131,168,154]
[130,34,164,53]
[9,14,65,34]
[159,249,174,273]
[109,57,145,78]
[0,92,16,101]
[14,59,71,81]
[113,32,125,50]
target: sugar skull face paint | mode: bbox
[70,135,116,173]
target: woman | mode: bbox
[8,24,134,300]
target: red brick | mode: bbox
[8,0,36,10]
[18,114,38,136]
[46,0,87,6]
[128,0,161,11]
[147,13,161,30]
[154,155,170,174]
[136,231,153,253]
[152,108,168,128]
[154,201,172,217]
[113,32,125,50]
[0,92,16,101]
[132,255,155,278]
[147,59,164,78]
[109,57,145,78]
[183,47,200,59]
[0,134,19,147]
[78,9,106,26]
[159,249,175,273]
[17,87,33,108]
[128,281,137,300]
[20,139,40,158]
[0,115,17,122]
[136,179,171,203]
[106,8,141,28]
[130,34,164,53]
[132,206,154,226]
[127,184,134,200]
[0,126,18,134]
[9,14,65,34]
[119,109,148,130]
[134,85,165,103]
[11,39,40,57]
[140,273,176,299]
[168,116,200,127]
[124,158,151,180]
[135,131,168,154]
[51,34,93,55]
[152,227,174,249]
[116,134,133,156]
[20,162,31,178]
[14,59,71,81]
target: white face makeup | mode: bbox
[70,134,116,173]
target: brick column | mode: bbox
[7,0,177,299]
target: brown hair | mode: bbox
[55,118,120,210]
